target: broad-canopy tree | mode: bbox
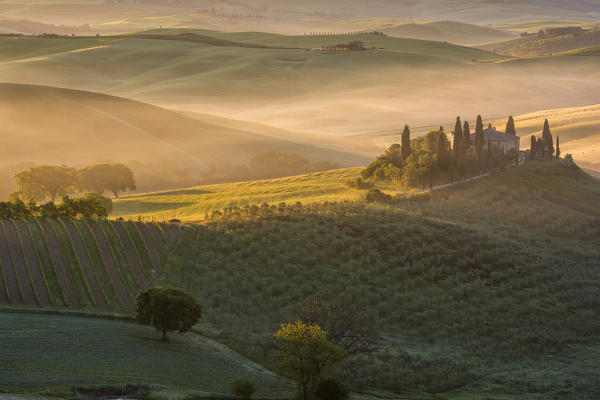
[14,165,77,201]
[275,321,345,400]
[136,287,202,341]
[288,298,376,356]
[78,163,136,198]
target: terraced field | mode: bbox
[0,219,170,315]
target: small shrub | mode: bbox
[365,188,392,203]
[346,177,375,190]
[230,378,257,400]
[315,379,349,400]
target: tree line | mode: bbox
[0,193,110,219]
[11,163,135,202]
[359,115,558,190]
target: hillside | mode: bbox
[0,311,291,397]
[3,32,600,137]
[478,28,600,56]
[0,219,168,314]
[0,83,367,197]
[1,0,599,35]
[112,168,364,222]
[3,160,600,398]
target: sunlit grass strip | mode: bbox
[10,219,40,306]
[0,220,24,303]
[73,220,123,313]
[95,220,138,302]
[28,220,65,307]
[50,219,94,308]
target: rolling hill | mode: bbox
[2,31,600,138]
[4,160,600,398]
[478,27,600,56]
[0,83,368,197]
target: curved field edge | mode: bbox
[0,310,292,398]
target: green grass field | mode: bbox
[0,311,291,398]
[112,168,364,222]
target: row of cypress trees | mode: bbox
[529,119,560,160]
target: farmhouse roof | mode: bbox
[470,128,520,142]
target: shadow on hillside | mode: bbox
[114,200,197,213]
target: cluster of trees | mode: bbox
[12,163,136,202]
[0,193,110,219]
[529,119,559,160]
[361,116,513,188]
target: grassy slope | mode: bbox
[2,30,600,138]
[0,311,290,397]
[0,82,366,198]
[477,29,600,56]
[154,160,600,398]
[112,168,364,221]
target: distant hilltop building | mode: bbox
[469,125,520,154]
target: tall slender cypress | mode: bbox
[475,115,485,172]
[542,119,554,158]
[453,116,462,155]
[556,135,561,159]
[401,125,411,161]
[530,135,536,161]
[505,116,517,136]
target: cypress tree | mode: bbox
[536,138,544,158]
[541,119,554,158]
[401,125,411,161]
[486,139,493,170]
[530,135,536,161]
[505,116,517,136]
[453,116,462,155]
[475,115,484,137]
[474,115,485,172]
[462,121,472,174]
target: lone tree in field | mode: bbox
[78,163,136,198]
[401,125,411,161]
[136,287,202,341]
[275,321,345,400]
[14,165,77,201]
[288,298,377,356]
[541,119,554,158]
[505,116,517,136]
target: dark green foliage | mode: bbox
[360,144,402,183]
[14,165,77,201]
[345,177,374,190]
[505,115,517,136]
[475,116,485,170]
[0,196,107,219]
[542,119,555,157]
[314,379,349,400]
[401,125,411,161]
[556,135,561,159]
[452,116,463,157]
[156,161,600,397]
[230,378,257,400]
[136,286,202,341]
[364,188,392,203]
[530,135,537,161]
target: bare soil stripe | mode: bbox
[138,223,161,268]
[112,222,148,289]
[0,223,23,304]
[2,220,37,306]
[13,220,51,307]
[62,220,109,312]
[87,221,135,314]
[39,220,80,308]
